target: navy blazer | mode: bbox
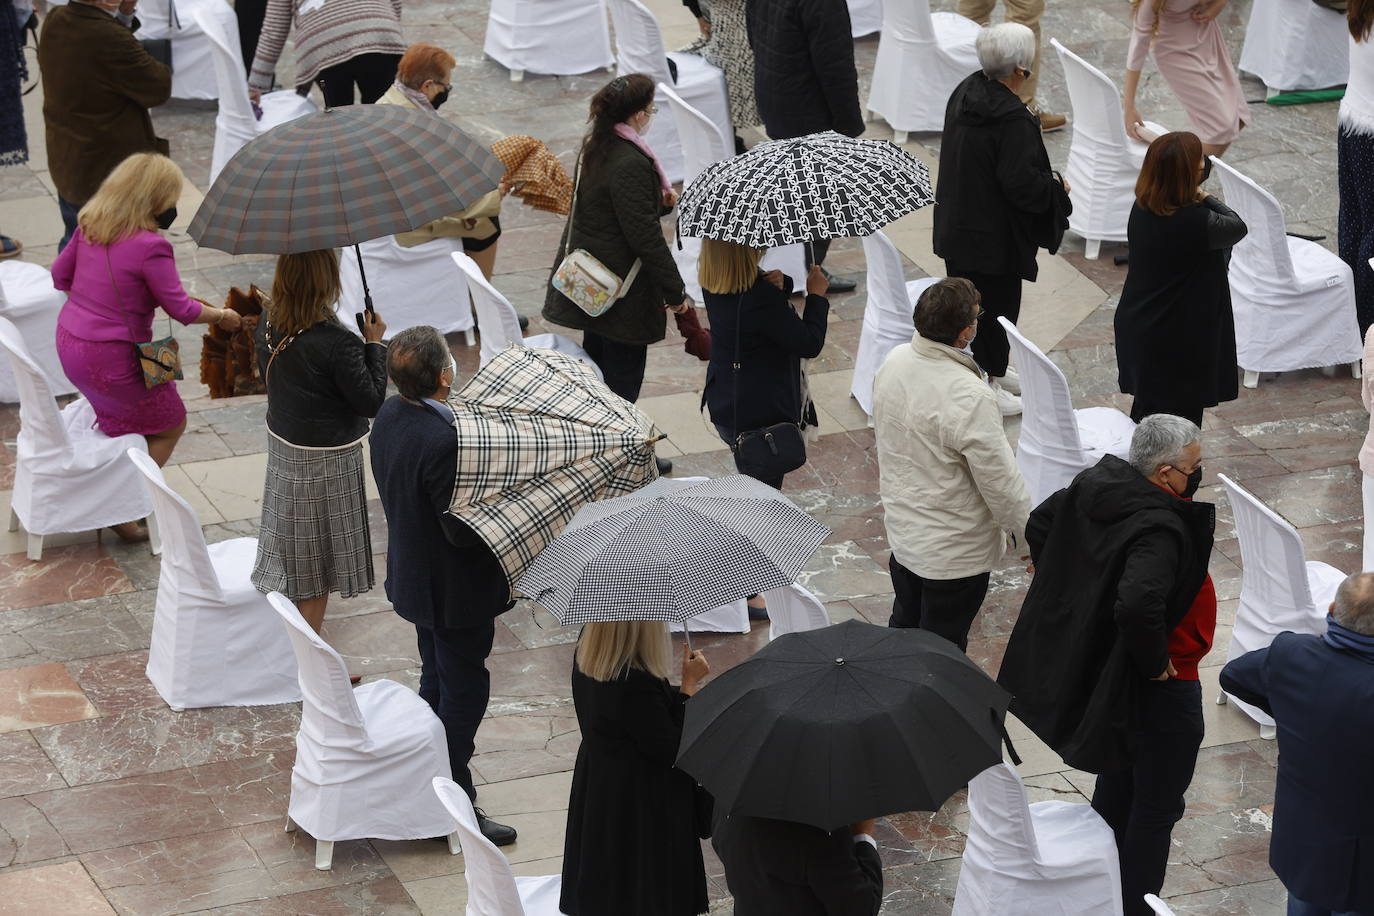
[369,395,511,630]
[1219,632,1374,913]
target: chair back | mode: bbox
[0,315,71,460]
[999,317,1086,458]
[965,763,1042,863]
[658,81,731,186]
[861,230,919,331]
[1051,39,1130,149]
[605,0,672,85]
[1217,474,1318,624]
[884,0,938,43]
[126,448,221,596]
[1143,895,1177,915]
[267,593,370,748]
[451,252,523,365]
[766,583,831,641]
[1211,157,1295,283]
[194,7,258,184]
[432,776,528,916]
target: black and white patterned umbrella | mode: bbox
[676,131,934,247]
[516,476,831,626]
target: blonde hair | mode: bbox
[267,250,342,337]
[1130,0,1168,40]
[698,238,764,295]
[575,620,672,682]
[78,153,184,245]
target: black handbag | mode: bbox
[729,293,807,480]
[140,38,172,71]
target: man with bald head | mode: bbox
[1220,572,1374,916]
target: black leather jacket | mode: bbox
[254,317,388,447]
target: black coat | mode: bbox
[255,318,387,447]
[543,138,686,346]
[561,662,708,916]
[1220,634,1374,914]
[368,396,512,631]
[1115,198,1245,413]
[703,275,828,436]
[712,815,883,916]
[932,72,1070,282]
[745,0,865,139]
[996,455,1215,773]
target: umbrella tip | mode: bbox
[834,657,845,666]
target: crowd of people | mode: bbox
[5,0,1374,913]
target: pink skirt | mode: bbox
[56,325,187,437]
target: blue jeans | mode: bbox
[1287,895,1357,916]
[58,196,80,252]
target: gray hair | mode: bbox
[1333,573,1374,636]
[1128,414,1201,477]
[976,23,1036,79]
[386,325,450,401]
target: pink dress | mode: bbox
[1127,0,1250,146]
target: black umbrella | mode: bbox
[675,620,1016,831]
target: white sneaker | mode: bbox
[991,381,1022,416]
[996,366,1021,395]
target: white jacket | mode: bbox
[873,334,1031,579]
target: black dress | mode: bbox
[1114,197,1247,424]
[560,662,709,916]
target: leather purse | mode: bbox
[551,159,641,317]
[107,251,184,389]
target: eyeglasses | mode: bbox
[973,308,984,322]
[646,105,659,115]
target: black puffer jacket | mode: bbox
[254,317,388,447]
[745,0,864,140]
[543,138,686,347]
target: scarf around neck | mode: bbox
[1322,614,1374,659]
[394,80,437,115]
[614,122,671,196]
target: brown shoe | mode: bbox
[109,521,150,543]
[1036,109,1067,132]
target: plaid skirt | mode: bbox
[251,435,374,601]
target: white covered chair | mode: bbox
[1212,157,1362,388]
[197,6,317,184]
[484,0,613,82]
[268,592,460,870]
[606,0,732,185]
[1052,39,1168,260]
[450,251,601,378]
[128,449,301,711]
[953,763,1124,916]
[847,0,883,36]
[851,230,941,417]
[1216,475,1344,739]
[1144,895,1178,915]
[866,0,981,140]
[0,261,74,404]
[433,777,562,915]
[766,583,830,641]
[339,238,475,343]
[1240,0,1348,93]
[0,317,151,561]
[138,0,235,100]
[1000,317,1135,507]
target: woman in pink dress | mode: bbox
[1123,0,1250,157]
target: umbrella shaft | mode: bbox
[353,244,374,313]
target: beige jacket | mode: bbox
[873,334,1032,579]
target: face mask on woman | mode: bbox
[155,207,177,230]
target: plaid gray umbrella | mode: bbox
[516,475,831,626]
[675,131,934,247]
[188,105,506,254]
[447,346,662,590]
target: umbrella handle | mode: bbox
[992,708,1021,766]
[353,244,374,315]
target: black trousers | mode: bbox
[316,52,401,107]
[1091,678,1205,916]
[583,331,648,403]
[1129,398,1204,427]
[416,620,497,801]
[945,267,1023,378]
[886,554,990,651]
[235,0,268,75]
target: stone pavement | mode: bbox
[0,0,1354,912]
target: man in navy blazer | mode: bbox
[1219,572,1374,916]
[370,326,516,846]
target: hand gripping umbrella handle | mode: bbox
[992,708,1022,766]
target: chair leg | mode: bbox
[447,831,461,855]
[892,130,908,145]
[509,68,524,82]
[26,532,42,562]
[147,513,161,557]
[315,839,334,870]
[1353,361,1363,380]
[285,816,298,833]
[464,328,476,346]
[7,507,16,532]
[1243,369,1260,389]
[1259,724,1277,740]
[1084,238,1102,261]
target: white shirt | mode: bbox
[1341,36,1374,136]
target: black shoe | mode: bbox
[820,268,858,293]
[518,314,530,331]
[476,809,518,846]
[656,456,673,475]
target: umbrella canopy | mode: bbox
[188,106,507,254]
[491,134,573,215]
[676,620,1012,831]
[447,346,662,589]
[675,131,934,248]
[516,475,830,626]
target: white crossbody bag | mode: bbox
[551,159,642,318]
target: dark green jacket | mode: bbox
[543,138,686,347]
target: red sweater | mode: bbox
[1168,573,1216,680]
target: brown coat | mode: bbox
[38,2,171,205]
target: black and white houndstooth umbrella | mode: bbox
[516,476,830,627]
[675,131,934,247]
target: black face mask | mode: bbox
[155,207,177,230]
[430,89,449,109]
[1175,466,1203,499]
[1199,157,1212,186]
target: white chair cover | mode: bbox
[1144,895,1178,915]
[606,0,732,185]
[338,237,474,341]
[766,583,830,641]
[1240,0,1348,92]
[0,261,74,403]
[867,0,981,136]
[484,0,613,79]
[0,317,150,557]
[137,0,234,100]
[851,231,941,416]
[1216,475,1344,732]
[432,777,563,915]
[197,6,317,184]
[999,317,1135,506]
[128,449,302,710]
[847,0,883,36]
[1212,157,1362,376]
[953,763,1124,916]
[268,593,460,848]
[450,252,601,377]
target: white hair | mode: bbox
[976,23,1036,79]
[1128,414,1201,478]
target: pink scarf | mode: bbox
[614,122,672,196]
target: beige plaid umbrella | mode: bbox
[447,346,663,589]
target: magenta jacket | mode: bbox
[52,227,202,343]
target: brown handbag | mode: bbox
[199,286,267,398]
